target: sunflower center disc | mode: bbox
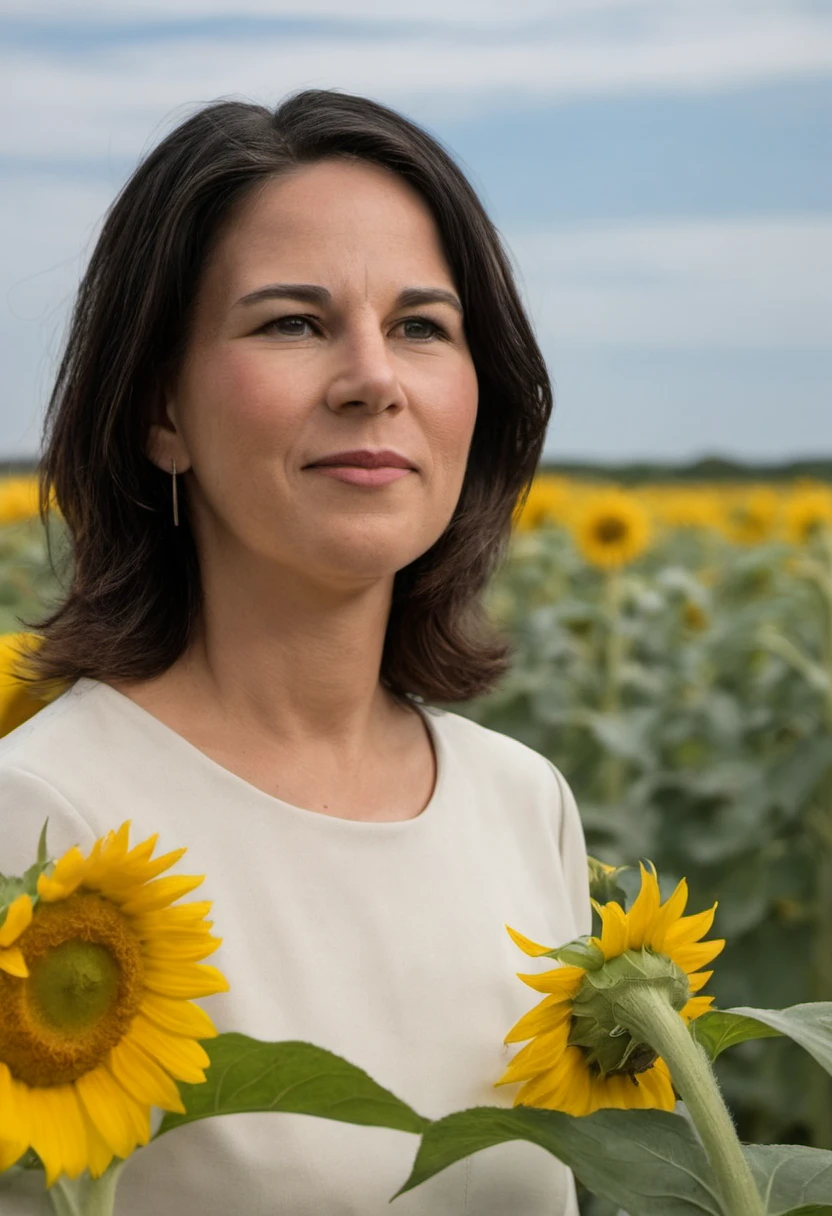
[0,892,144,1086]
[595,517,627,543]
[29,940,121,1031]
[567,948,689,1081]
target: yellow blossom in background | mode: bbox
[0,477,40,526]
[497,863,723,1116]
[782,484,832,545]
[683,600,709,631]
[0,823,228,1184]
[514,475,572,532]
[571,488,651,569]
[0,633,66,737]
[0,895,33,985]
[723,486,779,545]
[509,472,832,550]
[650,486,724,534]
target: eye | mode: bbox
[257,315,319,337]
[397,316,449,341]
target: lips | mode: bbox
[306,449,416,470]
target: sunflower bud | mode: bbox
[567,947,690,1078]
[587,857,629,906]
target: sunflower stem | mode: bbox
[612,986,764,1216]
[601,568,625,804]
[48,1162,126,1216]
[810,526,832,1147]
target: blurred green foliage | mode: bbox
[0,516,67,636]
[3,501,832,1179]
[454,525,832,1153]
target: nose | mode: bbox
[324,317,406,415]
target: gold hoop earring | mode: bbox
[171,457,179,527]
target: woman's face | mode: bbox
[152,158,479,593]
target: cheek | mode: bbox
[181,348,308,455]
[430,363,478,470]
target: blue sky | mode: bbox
[2,0,831,464]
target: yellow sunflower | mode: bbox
[0,476,40,526]
[0,633,65,738]
[497,863,724,1116]
[724,487,779,546]
[514,476,571,532]
[782,485,832,545]
[652,487,725,535]
[571,489,651,569]
[0,822,228,1185]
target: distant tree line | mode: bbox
[3,455,832,483]
[542,455,832,483]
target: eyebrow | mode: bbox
[234,282,463,315]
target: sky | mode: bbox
[2,0,831,465]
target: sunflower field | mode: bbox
[2,470,832,1166]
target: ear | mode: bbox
[145,384,191,475]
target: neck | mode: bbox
[176,557,404,749]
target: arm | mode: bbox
[0,766,96,876]
[548,762,593,939]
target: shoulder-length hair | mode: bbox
[22,89,552,705]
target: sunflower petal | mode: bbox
[75,1065,151,1159]
[647,878,689,953]
[139,992,219,1039]
[505,925,554,957]
[0,1063,30,1167]
[625,862,661,948]
[142,961,230,999]
[142,933,222,964]
[662,904,717,949]
[37,847,88,901]
[498,1022,570,1085]
[78,1105,115,1180]
[0,946,29,977]
[108,1036,186,1113]
[517,1045,591,1114]
[102,846,190,891]
[515,964,585,997]
[128,1014,209,1084]
[0,1136,27,1172]
[131,901,214,932]
[671,938,725,974]
[681,994,715,1022]
[598,901,629,959]
[635,1056,676,1109]
[118,874,205,915]
[31,1085,89,1185]
[505,994,575,1044]
[0,893,32,946]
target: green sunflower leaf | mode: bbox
[744,1142,832,1215]
[587,856,630,906]
[766,1208,832,1215]
[550,936,606,969]
[691,1003,832,1076]
[0,822,54,921]
[36,818,49,867]
[155,1034,428,1138]
[395,1105,725,1215]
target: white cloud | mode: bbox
[0,0,700,23]
[510,218,832,350]
[1,171,829,457]
[2,5,831,162]
[0,174,111,456]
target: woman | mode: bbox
[0,91,590,1214]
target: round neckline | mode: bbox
[73,677,446,831]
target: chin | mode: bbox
[309,534,434,588]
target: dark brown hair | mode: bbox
[23,89,552,705]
